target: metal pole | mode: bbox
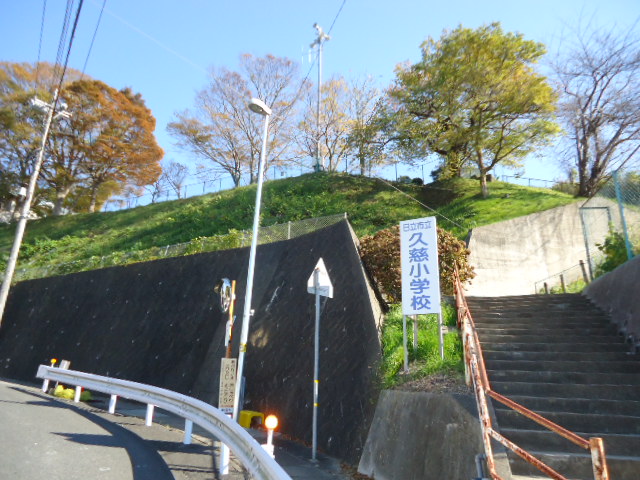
[0,90,66,327]
[438,311,444,360]
[613,170,634,260]
[316,38,323,172]
[312,269,320,461]
[412,315,418,352]
[232,111,270,422]
[402,315,409,373]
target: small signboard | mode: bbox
[307,258,333,298]
[218,358,237,414]
[400,216,441,315]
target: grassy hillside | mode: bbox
[0,172,577,278]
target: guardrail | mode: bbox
[453,270,609,480]
[36,365,291,480]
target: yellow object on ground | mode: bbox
[239,410,264,428]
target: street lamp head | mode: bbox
[248,98,272,116]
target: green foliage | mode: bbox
[595,229,635,277]
[359,224,475,301]
[0,173,577,281]
[384,23,559,196]
[380,303,463,388]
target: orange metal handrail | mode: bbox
[453,269,609,480]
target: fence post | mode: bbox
[560,274,566,293]
[613,169,634,260]
[543,282,549,294]
[579,260,589,284]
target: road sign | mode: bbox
[307,258,333,298]
[219,358,237,414]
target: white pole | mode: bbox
[402,315,409,373]
[438,311,445,360]
[108,394,118,414]
[74,386,81,403]
[183,419,193,445]
[232,108,270,422]
[0,90,69,327]
[145,404,155,426]
[312,268,320,461]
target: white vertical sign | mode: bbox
[400,216,441,315]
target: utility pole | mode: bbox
[311,23,330,173]
[0,91,71,327]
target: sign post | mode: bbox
[307,258,333,462]
[400,217,443,359]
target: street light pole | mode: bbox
[0,90,70,327]
[231,98,272,422]
[311,23,330,173]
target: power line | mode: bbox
[53,0,85,110]
[35,0,48,87]
[81,0,107,78]
[327,0,346,35]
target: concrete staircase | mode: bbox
[467,294,640,480]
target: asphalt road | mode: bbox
[0,379,174,480]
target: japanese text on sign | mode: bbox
[400,217,441,315]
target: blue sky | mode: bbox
[2,0,638,196]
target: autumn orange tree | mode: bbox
[359,224,474,301]
[0,62,83,216]
[44,80,163,214]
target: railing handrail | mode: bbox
[35,365,291,480]
[453,269,609,480]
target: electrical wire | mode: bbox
[327,0,346,35]
[52,0,85,110]
[81,0,107,78]
[35,0,48,88]
[53,0,74,84]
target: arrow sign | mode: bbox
[307,258,333,298]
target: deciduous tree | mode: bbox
[168,54,305,187]
[553,21,640,197]
[385,23,559,197]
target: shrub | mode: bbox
[595,228,635,277]
[359,225,475,301]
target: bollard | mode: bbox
[183,419,193,445]
[145,404,155,426]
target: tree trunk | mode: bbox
[480,173,489,198]
[52,189,71,216]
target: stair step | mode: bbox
[487,369,640,385]
[487,342,627,353]
[508,451,640,480]
[479,333,624,344]
[500,429,640,457]
[484,350,639,362]
[485,359,640,374]
[494,395,640,417]
[492,381,640,400]
[494,409,640,435]
[476,325,617,335]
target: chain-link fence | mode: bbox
[11,213,347,283]
[579,169,639,279]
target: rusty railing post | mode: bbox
[589,437,609,480]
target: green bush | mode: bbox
[595,229,635,277]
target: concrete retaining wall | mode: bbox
[583,255,640,343]
[358,390,483,480]
[466,199,619,296]
[0,220,382,462]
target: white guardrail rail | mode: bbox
[36,365,291,480]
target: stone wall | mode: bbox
[358,390,484,480]
[0,219,383,462]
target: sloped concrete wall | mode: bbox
[583,255,640,342]
[358,390,483,480]
[466,200,619,296]
[0,220,383,462]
